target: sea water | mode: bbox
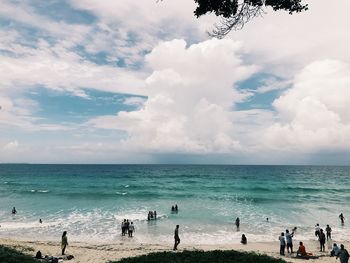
[0,164,349,245]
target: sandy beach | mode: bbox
[1,238,348,263]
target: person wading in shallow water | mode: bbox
[235,217,240,230]
[339,213,345,225]
[173,225,180,250]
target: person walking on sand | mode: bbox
[173,225,180,250]
[337,244,349,263]
[326,224,332,240]
[279,232,286,256]
[319,229,326,252]
[339,213,345,225]
[61,231,68,255]
[286,229,294,253]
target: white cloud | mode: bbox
[229,0,350,77]
[0,96,71,131]
[0,38,146,96]
[89,38,257,153]
[0,1,90,46]
[254,78,291,94]
[123,97,146,108]
[264,59,350,152]
[69,0,215,64]
[3,140,19,151]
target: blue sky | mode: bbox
[1,0,350,164]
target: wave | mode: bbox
[29,189,50,193]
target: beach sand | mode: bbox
[0,238,347,263]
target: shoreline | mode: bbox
[1,238,348,263]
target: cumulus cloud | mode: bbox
[89,38,257,153]
[264,60,350,152]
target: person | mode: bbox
[279,232,286,256]
[241,234,247,244]
[315,223,320,237]
[125,219,130,234]
[61,231,68,255]
[128,222,135,237]
[292,226,297,237]
[235,217,240,230]
[154,211,157,219]
[121,219,126,236]
[297,241,313,259]
[39,219,42,224]
[12,207,17,214]
[266,217,269,222]
[339,213,345,225]
[173,225,180,250]
[286,229,294,253]
[337,244,349,263]
[147,211,151,221]
[326,224,332,240]
[35,250,42,259]
[319,229,326,252]
[331,243,340,257]
[171,206,175,211]
[175,204,178,211]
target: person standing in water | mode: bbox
[173,225,180,250]
[339,213,345,225]
[326,224,332,240]
[235,217,240,230]
[61,231,68,255]
[128,222,135,237]
[12,207,17,214]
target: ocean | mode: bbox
[0,164,349,245]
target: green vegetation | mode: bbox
[0,245,38,263]
[110,250,287,263]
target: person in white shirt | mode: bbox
[128,222,135,237]
[279,232,286,255]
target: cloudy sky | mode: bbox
[1,0,350,164]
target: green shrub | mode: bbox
[0,245,39,263]
[110,250,287,263]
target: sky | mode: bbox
[1,0,350,164]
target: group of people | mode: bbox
[276,214,348,263]
[147,211,157,220]
[171,204,178,212]
[121,219,135,237]
[278,229,296,255]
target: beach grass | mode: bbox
[0,245,39,263]
[110,250,288,263]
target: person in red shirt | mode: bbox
[297,242,313,259]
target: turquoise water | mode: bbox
[0,164,349,244]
